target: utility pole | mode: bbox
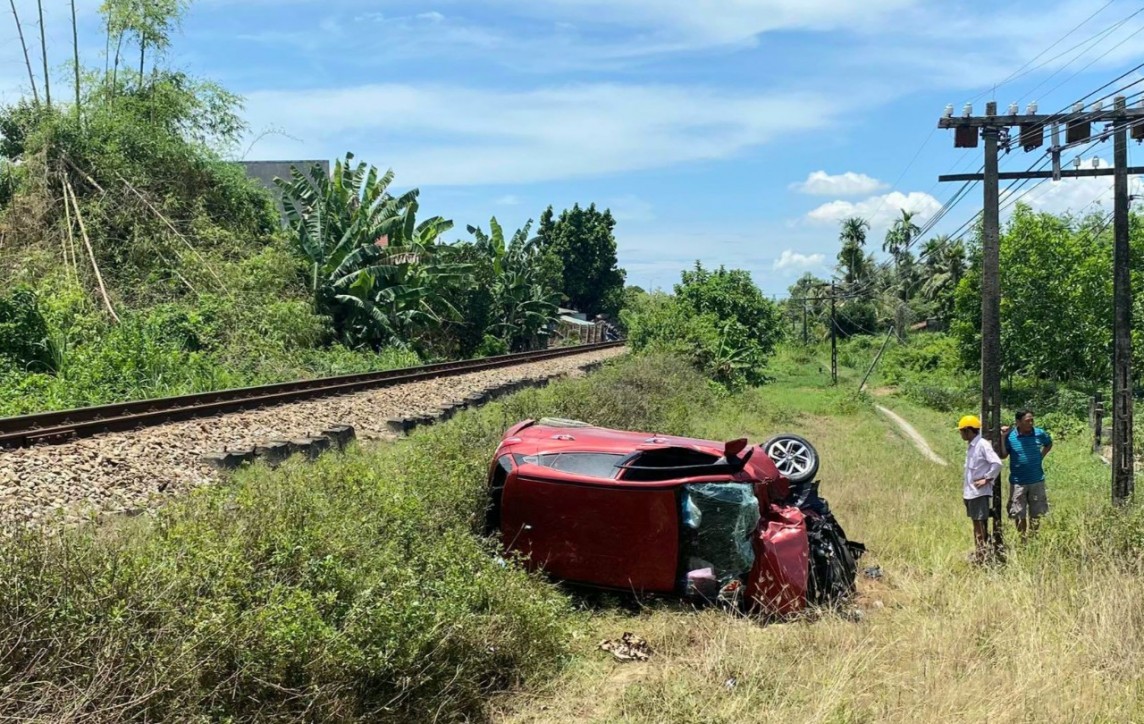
[939,96,1144,515]
[981,108,1004,553]
[830,280,838,385]
[1113,95,1134,505]
[802,302,809,346]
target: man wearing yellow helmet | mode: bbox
[958,414,1001,562]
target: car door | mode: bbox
[500,460,681,593]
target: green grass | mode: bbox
[0,353,714,722]
[494,346,1143,723]
[3,346,1140,722]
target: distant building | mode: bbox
[238,160,330,224]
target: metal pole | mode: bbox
[1113,95,1135,505]
[981,102,1005,555]
[830,281,838,385]
[802,302,808,346]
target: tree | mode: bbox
[622,262,782,389]
[919,235,966,322]
[467,217,562,352]
[275,155,465,350]
[837,217,872,286]
[951,205,1112,385]
[537,203,625,317]
[883,209,921,260]
[100,0,189,86]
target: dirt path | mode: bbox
[874,404,948,466]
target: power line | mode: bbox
[1015,6,1144,104]
[971,0,1119,102]
[1032,21,1144,106]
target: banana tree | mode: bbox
[276,153,467,348]
[468,218,561,352]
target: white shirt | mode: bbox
[964,434,1001,500]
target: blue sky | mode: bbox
[4,0,1144,296]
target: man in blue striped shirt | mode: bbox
[1000,409,1053,542]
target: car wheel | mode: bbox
[762,434,820,483]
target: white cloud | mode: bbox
[417,11,446,23]
[805,191,944,228]
[241,83,839,186]
[791,171,888,197]
[774,250,825,271]
[495,194,522,206]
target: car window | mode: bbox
[618,448,720,482]
[521,452,626,478]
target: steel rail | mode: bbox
[0,341,625,448]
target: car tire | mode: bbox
[762,434,820,484]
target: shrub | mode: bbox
[622,265,782,392]
[0,288,54,373]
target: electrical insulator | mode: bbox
[1027,101,1038,114]
[1073,102,1085,113]
[1009,102,1019,115]
[944,104,954,118]
[963,103,973,117]
[1092,158,1101,169]
[1073,157,1082,170]
[1093,100,1104,113]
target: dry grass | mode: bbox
[493,379,1144,723]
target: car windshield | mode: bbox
[681,483,760,586]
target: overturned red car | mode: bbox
[484,418,865,615]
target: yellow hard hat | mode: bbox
[957,415,982,430]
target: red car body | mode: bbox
[485,418,852,615]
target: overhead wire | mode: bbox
[1015,6,1144,104]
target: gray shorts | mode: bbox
[964,495,991,521]
[1010,482,1049,518]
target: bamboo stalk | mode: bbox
[8,0,40,105]
[63,179,119,323]
[113,171,229,294]
[36,0,49,108]
[60,178,76,282]
[71,0,81,122]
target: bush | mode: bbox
[0,288,54,373]
[899,378,975,412]
[622,263,782,391]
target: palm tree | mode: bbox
[837,217,871,286]
[920,235,949,274]
[920,238,967,321]
[883,209,921,260]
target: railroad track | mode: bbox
[0,341,624,449]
